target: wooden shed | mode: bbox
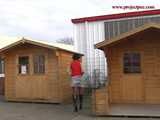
[0,38,82,103]
[93,23,160,116]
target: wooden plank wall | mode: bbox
[143,36,160,103]
[5,51,16,100]
[92,87,109,115]
[47,50,60,102]
[58,51,73,103]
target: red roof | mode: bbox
[71,9,160,24]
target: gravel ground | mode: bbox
[0,99,160,120]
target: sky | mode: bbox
[0,0,159,42]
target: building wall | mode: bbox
[104,15,160,40]
[74,21,106,86]
[4,43,63,103]
[58,50,73,103]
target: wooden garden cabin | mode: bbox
[93,23,160,116]
[0,38,82,103]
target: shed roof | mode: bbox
[72,9,160,24]
[95,22,160,49]
[0,36,83,55]
[0,36,22,49]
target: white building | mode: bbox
[71,9,160,87]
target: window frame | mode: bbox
[123,52,141,74]
[0,58,4,74]
[0,58,5,78]
[18,56,30,75]
[33,54,45,74]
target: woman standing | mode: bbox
[70,53,84,112]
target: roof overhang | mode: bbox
[0,38,83,56]
[95,22,160,50]
[72,9,160,24]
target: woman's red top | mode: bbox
[70,60,82,76]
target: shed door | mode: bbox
[121,75,144,103]
[121,52,144,103]
[15,55,49,100]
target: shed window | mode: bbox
[18,56,29,74]
[0,58,5,78]
[123,53,141,73]
[34,55,45,74]
[0,59,4,74]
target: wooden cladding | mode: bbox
[33,55,45,74]
[123,53,141,73]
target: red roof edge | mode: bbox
[71,9,160,24]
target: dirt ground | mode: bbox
[0,99,159,120]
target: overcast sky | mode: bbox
[0,0,159,42]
